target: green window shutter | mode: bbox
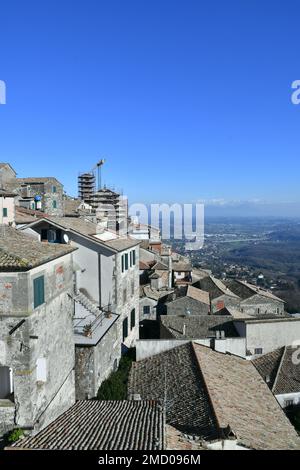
[3,208,7,217]
[125,254,128,270]
[121,255,124,272]
[34,276,45,308]
[52,186,57,193]
[132,250,136,265]
[122,317,128,342]
[52,200,57,209]
[130,309,135,329]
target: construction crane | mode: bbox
[91,158,105,191]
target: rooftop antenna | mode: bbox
[96,158,105,191]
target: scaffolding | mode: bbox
[78,172,96,203]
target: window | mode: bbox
[121,253,129,272]
[122,317,128,342]
[257,308,260,314]
[2,208,7,217]
[132,250,136,266]
[143,305,151,315]
[254,348,263,355]
[130,309,135,329]
[48,229,56,243]
[0,366,13,398]
[130,251,132,267]
[285,399,294,408]
[36,358,47,382]
[52,185,57,193]
[52,200,57,209]
[34,276,45,308]
[41,229,48,241]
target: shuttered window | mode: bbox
[2,208,7,217]
[34,276,45,308]
[132,250,136,265]
[125,253,128,270]
[122,317,128,342]
[130,309,135,329]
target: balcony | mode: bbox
[73,292,119,346]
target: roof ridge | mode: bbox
[191,342,222,439]
[272,346,287,393]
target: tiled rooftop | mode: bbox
[129,342,300,449]
[193,343,300,450]
[160,315,239,339]
[11,400,164,450]
[0,225,76,271]
[253,346,300,395]
[128,343,219,440]
[225,279,284,302]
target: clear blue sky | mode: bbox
[1,0,300,208]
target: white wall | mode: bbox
[0,196,15,225]
[214,337,246,357]
[136,339,210,361]
[245,319,300,355]
[276,392,300,408]
[72,240,99,303]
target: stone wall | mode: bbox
[75,318,121,399]
[240,294,284,316]
[115,247,140,347]
[0,253,75,436]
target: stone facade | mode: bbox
[115,247,140,348]
[240,294,284,316]
[75,318,121,399]
[17,179,64,216]
[0,253,76,436]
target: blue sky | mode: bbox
[1,0,300,211]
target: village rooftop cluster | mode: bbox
[0,162,300,450]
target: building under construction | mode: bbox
[78,172,96,205]
[78,160,128,231]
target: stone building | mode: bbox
[193,275,240,313]
[225,279,285,316]
[164,285,210,316]
[172,261,192,287]
[13,177,64,216]
[0,163,17,186]
[0,163,64,216]
[21,216,140,399]
[0,226,76,437]
[0,188,16,226]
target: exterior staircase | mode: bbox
[74,292,100,316]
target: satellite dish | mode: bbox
[63,234,69,244]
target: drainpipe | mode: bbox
[98,252,102,308]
